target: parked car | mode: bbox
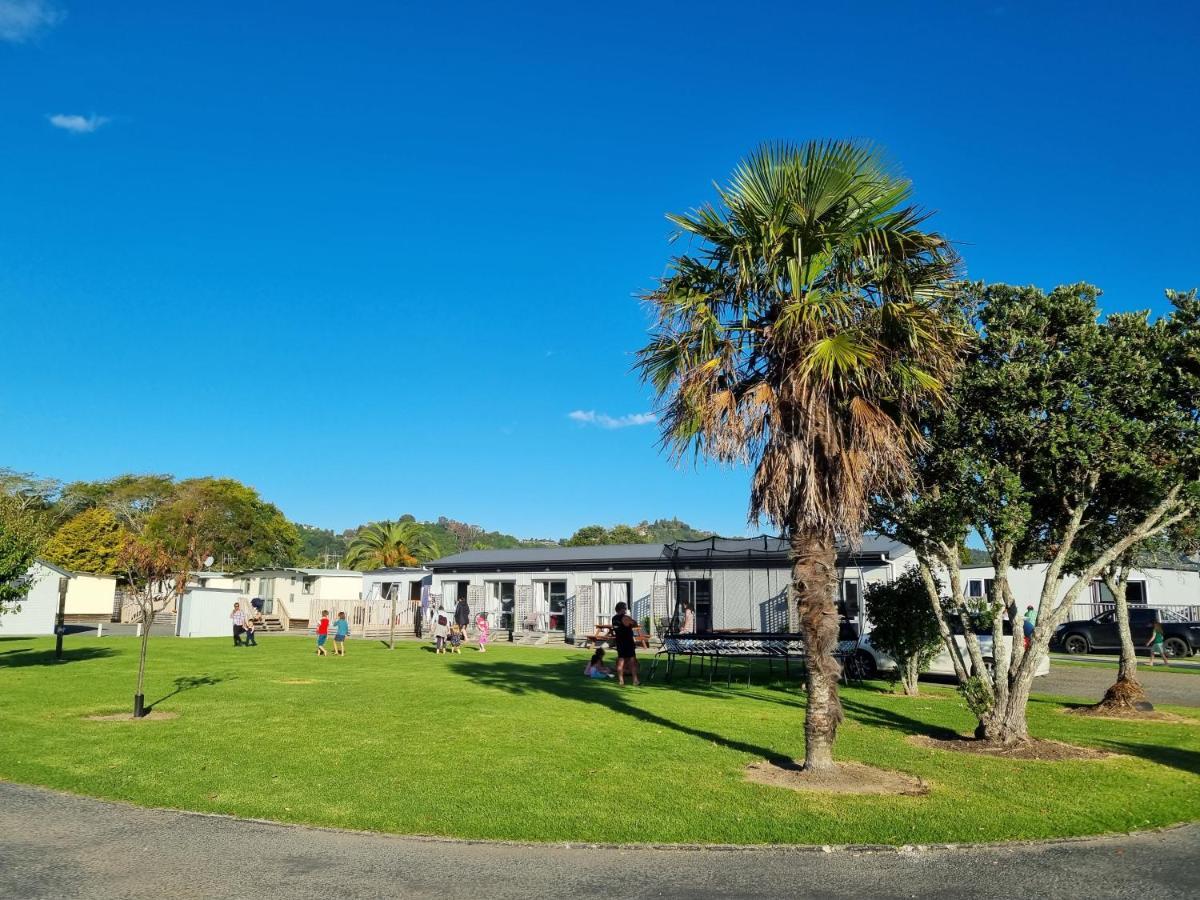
[1050,607,1200,658]
[851,631,1051,680]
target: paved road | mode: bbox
[1036,661,1200,708]
[1,783,1196,900]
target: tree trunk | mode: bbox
[1096,569,1149,710]
[791,526,842,772]
[982,663,1037,744]
[134,606,154,717]
[901,657,920,696]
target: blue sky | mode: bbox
[1,1,1197,538]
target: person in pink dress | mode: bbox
[476,612,491,652]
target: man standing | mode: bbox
[230,602,247,647]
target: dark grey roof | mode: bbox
[428,534,910,572]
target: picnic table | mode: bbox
[583,623,651,649]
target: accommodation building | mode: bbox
[0,561,72,636]
[427,536,913,641]
[61,572,118,622]
[960,560,1200,620]
[229,567,363,628]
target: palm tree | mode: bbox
[344,521,438,570]
[637,141,969,771]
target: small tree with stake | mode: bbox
[120,532,203,718]
[864,567,943,696]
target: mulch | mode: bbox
[744,759,930,796]
[908,734,1112,761]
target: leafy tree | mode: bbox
[607,524,650,544]
[0,495,46,610]
[120,531,206,717]
[564,525,611,546]
[639,518,716,542]
[143,478,300,571]
[0,467,61,513]
[58,474,177,533]
[875,284,1200,743]
[42,507,131,575]
[344,521,438,569]
[638,140,967,771]
[296,524,349,567]
[864,567,942,696]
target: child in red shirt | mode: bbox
[316,610,330,657]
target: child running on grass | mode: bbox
[449,623,464,653]
[334,611,349,656]
[476,611,490,652]
[316,610,330,657]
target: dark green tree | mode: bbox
[864,567,942,696]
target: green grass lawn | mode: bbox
[1,634,1197,845]
[1049,654,1200,675]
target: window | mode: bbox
[673,579,712,632]
[840,579,861,620]
[967,578,996,601]
[595,581,631,625]
[1092,580,1147,605]
[302,577,316,595]
[534,581,567,631]
[441,582,468,606]
[486,581,516,629]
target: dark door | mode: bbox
[1090,611,1120,649]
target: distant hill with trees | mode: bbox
[1,465,718,572]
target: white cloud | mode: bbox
[0,1,64,43]
[568,410,657,429]
[47,113,110,134]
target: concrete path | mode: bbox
[1,782,1196,900]
[1036,661,1200,707]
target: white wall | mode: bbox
[957,563,1200,613]
[0,564,66,636]
[63,573,117,615]
[176,588,244,638]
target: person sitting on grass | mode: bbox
[316,610,330,657]
[333,611,349,656]
[584,649,613,679]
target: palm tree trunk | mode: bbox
[791,525,843,772]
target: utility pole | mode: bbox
[54,577,68,660]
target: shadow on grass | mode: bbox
[449,656,790,763]
[148,674,230,710]
[1095,742,1200,775]
[0,646,116,668]
[839,696,962,741]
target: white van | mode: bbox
[852,631,1051,679]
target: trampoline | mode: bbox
[648,536,862,686]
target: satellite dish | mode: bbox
[203,556,215,569]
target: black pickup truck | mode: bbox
[1051,606,1200,658]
